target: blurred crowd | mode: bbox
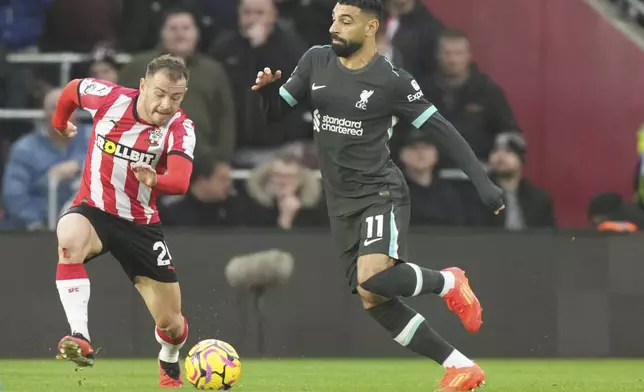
[2,0,639,233]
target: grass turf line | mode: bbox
[0,359,643,391]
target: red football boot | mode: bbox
[438,364,486,391]
[56,333,95,367]
[159,360,183,388]
[441,267,483,333]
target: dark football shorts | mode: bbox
[61,203,178,283]
[329,201,410,293]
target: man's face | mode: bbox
[400,142,438,172]
[201,163,232,202]
[239,0,276,32]
[438,37,472,77]
[267,160,301,198]
[89,61,118,83]
[329,4,377,58]
[139,71,187,126]
[489,148,522,177]
[161,13,199,58]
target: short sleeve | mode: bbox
[278,46,316,107]
[77,78,116,113]
[167,118,197,161]
[392,69,438,129]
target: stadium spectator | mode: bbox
[484,133,556,230]
[0,0,53,51]
[587,191,644,232]
[119,7,237,159]
[376,24,404,67]
[87,47,119,84]
[420,28,519,165]
[239,152,327,230]
[276,0,337,47]
[211,0,310,168]
[211,0,312,167]
[159,153,239,227]
[1,88,89,231]
[40,0,119,52]
[398,130,467,226]
[383,0,444,79]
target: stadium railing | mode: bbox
[2,51,469,230]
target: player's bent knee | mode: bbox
[155,313,184,337]
[356,254,395,285]
[356,285,389,309]
[57,213,101,263]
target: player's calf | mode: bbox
[360,260,449,299]
[135,278,188,387]
[55,213,102,346]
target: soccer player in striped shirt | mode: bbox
[51,54,195,387]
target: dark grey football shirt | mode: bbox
[279,45,438,216]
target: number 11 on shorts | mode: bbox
[365,214,384,246]
[154,241,173,266]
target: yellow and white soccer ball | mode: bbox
[184,339,242,390]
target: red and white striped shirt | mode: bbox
[72,78,196,224]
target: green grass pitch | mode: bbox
[0,359,643,391]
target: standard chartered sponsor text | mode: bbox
[320,114,363,136]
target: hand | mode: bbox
[278,195,301,215]
[277,195,301,229]
[59,121,78,138]
[49,160,80,181]
[251,67,282,91]
[130,162,157,188]
[481,182,505,215]
[246,22,270,48]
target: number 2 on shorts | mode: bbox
[154,241,173,266]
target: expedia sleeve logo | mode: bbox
[96,134,156,164]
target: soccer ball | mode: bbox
[184,339,242,390]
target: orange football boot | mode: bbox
[56,333,95,367]
[438,364,486,391]
[159,360,183,388]
[441,267,483,333]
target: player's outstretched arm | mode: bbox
[131,155,193,195]
[420,112,504,214]
[51,79,81,138]
[252,67,293,121]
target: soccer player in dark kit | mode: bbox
[252,1,504,390]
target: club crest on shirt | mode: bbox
[355,90,374,110]
[145,127,163,146]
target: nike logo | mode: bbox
[312,83,326,90]
[363,238,383,246]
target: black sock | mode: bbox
[360,263,445,298]
[367,298,454,364]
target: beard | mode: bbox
[490,168,517,180]
[331,35,363,58]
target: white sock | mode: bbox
[438,271,456,297]
[442,349,475,369]
[155,322,188,363]
[56,278,91,341]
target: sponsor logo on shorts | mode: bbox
[96,134,156,164]
[313,109,364,136]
